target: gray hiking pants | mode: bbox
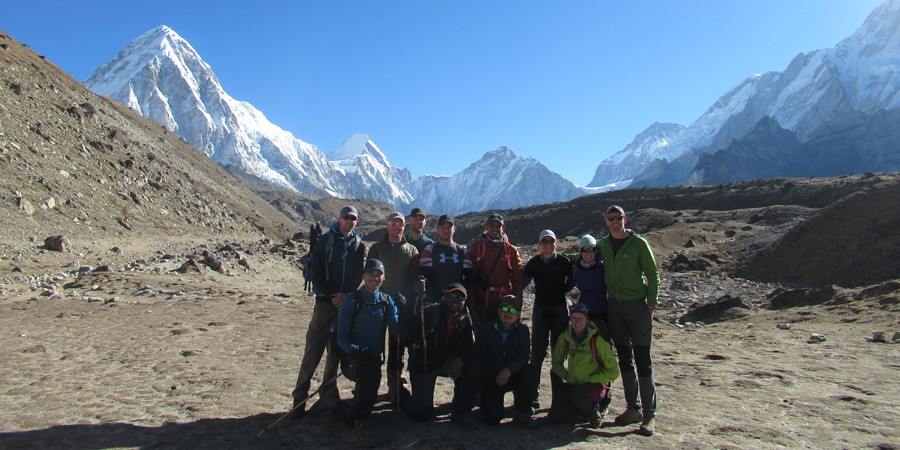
[607,297,656,418]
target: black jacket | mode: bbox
[310,223,366,299]
[470,319,530,380]
[404,302,474,373]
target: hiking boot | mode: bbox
[638,417,655,436]
[583,410,601,428]
[353,420,375,448]
[308,394,338,415]
[288,399,306,420]
[614,406,643,425]
[513,410,538,429]
[451,413,479,430]
[598,403,609,419]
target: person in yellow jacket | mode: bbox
[549,303,619,428]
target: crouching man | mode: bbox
[401,282,474,423]
[549,303,619,427]
[332,259,398,448]
[455,295,538,428]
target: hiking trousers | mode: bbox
[608,297,656,418]
[292,296,340,403]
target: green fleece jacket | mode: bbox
[596,230,660,306]
[551,321,619,385]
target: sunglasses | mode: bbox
[580,247,595,253]
[569,303,589,314]
[388,222,404,227]
[540,239,556,245]
[343,215,358,222]
[446,293,465,302]
[500,305,519,315]
[606,215,624,222]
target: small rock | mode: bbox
[892,331,900,341]
[777,323,792,330]
[181,348,202,356]
[870,331,887,343]
[808,334,826,343]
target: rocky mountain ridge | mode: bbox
[592,0,900,189]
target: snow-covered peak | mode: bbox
[587,122,685,187]
[328,134,387,161]
[84,26,211,98]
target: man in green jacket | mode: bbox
[367,211,420,406]
[596,205,660,436]
[550,303,619,427]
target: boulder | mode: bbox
[44,235,71,252]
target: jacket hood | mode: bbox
[330,222,358,240]
[603,229,636,242]
[480,232,508,245]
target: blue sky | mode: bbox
[2,0,887,185]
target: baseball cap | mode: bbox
[498,294,519,308]
[364,258,385,274]
[438,214,454,225]
[409,207,426,218]
[386,212,405,223]
[445,283,467,298]
[340,205,358,219]
[538,230,556,241]
[606,205,625,217]
[487,213,504,225]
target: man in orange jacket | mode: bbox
[464,213,523,329]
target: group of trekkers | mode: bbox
[290,204,660,447]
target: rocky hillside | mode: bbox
[449,173,900,289]
[0,29,303,244]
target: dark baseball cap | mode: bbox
[498,294,519,308]
[409,207,426,218]
[438,214,454,225]
[445,283,467,298]
[605,205,625,217]
[364,258,385,274]
[340,205,358,219]
[487,213,504,225]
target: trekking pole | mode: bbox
[250,367,349,442]
[419,276,428,377]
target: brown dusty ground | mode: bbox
[0,237,898,450]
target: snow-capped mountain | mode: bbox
[594,0,900,188]
[587,122,685,188]
[84,26,589,215]
[84,26,343,197]
[326,134,416,207]
[410,147,585,216]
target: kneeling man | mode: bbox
[402,282,474,423]
[456,295,538,428]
